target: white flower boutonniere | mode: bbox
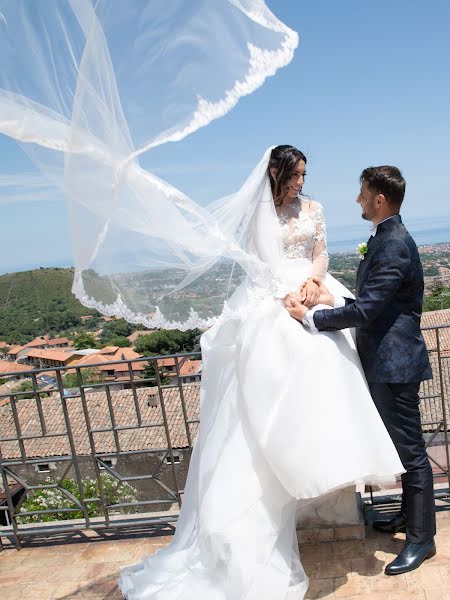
[357,242,368,260]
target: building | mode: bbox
[24,349,79,369]
[0,384,200,513]
[0,360,34,382]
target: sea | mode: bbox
[327,215,450,253]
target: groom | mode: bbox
[287,166,436,575]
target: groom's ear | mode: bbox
[375,193,386,206]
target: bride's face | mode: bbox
[285,159,306,201]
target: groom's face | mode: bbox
[357,181,377,221]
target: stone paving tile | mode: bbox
[0,507,449,599]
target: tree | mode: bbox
[423,282,450,312]
[17,474,138,523]
[136,329,201,356]
[99,319,135,343]
[63,367,104,388]
[101,336,131,348]
[73,332,97,350]
[143,357,171,386]
[14,380,50,400]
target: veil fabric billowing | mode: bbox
[0,0,298,329]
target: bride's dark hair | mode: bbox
[268,145,307,206]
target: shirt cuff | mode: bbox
[302,303,334,331]
[302,310,318,332]
[333,295,346,309]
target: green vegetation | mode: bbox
[135,329,201,356]
[0,268,96,343]
[17,474,137,523]
[1,249,448,349]
[73,332,98,350]
[423,282,450,312]
[62,367,104,389]
[99,319,136,344]
[13,380,50,399]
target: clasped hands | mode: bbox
[284,277,334,322]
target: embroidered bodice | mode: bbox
[277,199,329,280]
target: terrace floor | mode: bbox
[1,503,449,600]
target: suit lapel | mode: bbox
[356,236,373,294]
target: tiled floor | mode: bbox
[0,506,449,599]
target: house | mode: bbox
[0,360,34,382]
[177,359,202,384]
[64,347,145,385]
[24,349,79,369]
[154,357,201,384]
[7,345,26,361]
[0,384,201,513]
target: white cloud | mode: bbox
[0,172,61,205]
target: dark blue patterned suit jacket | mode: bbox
[313,215,432,383]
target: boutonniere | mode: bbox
[356,242,368,260]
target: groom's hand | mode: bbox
[285,295,309,322]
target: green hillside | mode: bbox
[0,267,96,344]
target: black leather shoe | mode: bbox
[385,540,436,575]
[373,512,406,534]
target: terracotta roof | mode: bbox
[0,341,9,349]
[157,357,177,367]
[65,354,112,373]
[24,337,50,349]
[26,349,78,363]
[0,360,34,375]
[45,338,71,346]
[98,346,120,354]
[420,353,450,432]
[65,350,145,374]
[421,309,450,356]
[7,345,25,356]
[178,359,202,376]
[0,384,200,459]
[114,348,142,360]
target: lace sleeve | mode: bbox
[311,203,329,280]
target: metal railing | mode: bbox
[0,352,200,549]
[0,324,449,548]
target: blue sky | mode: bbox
[1,0,450,274]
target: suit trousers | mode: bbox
[368,381,436,543]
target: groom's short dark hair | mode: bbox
[360,166,406,207]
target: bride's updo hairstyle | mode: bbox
[268,145,307,206]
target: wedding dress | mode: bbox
[119,198,404,600]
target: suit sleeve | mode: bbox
[314,239,411,331]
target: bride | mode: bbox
[118,145,404,599]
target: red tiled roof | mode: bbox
[0,384,200,459]
[24,337,50,349]
[45,338,71,346]
[98,346,120,354]
[0,360,34,375]
[7,345,25,356]
[157,357,177,367]
[178,359,201,376]
[26,349,78,363]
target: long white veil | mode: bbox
[0,0,298,329]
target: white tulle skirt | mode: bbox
[119,260,404,599]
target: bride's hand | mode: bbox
[284,292,302,308]
[299,278,320,307]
